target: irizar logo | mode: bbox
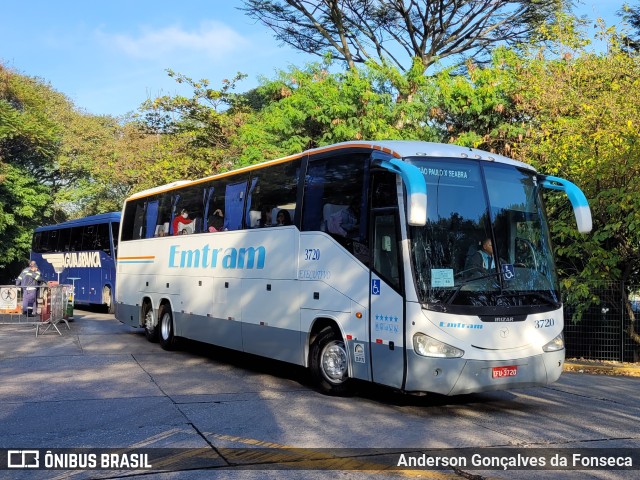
[42,252,102,269]
[168,245,266,269]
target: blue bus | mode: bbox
[31,212,120,313]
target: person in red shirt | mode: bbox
[173,209,193,235]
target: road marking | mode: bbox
[209,432,465,478]
[45,430,472,479]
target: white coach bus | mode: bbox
[115,141,591,396]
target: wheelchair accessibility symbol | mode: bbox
[501,264,516,280]
[371,279,381,296]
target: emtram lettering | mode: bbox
[169,245,265,270]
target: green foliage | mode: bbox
[0,67,60,182]
[425,48,528,156]
[0,162,50,278]
[512,25,640,319]
[0,64,131,218]
[137,71,249,178]
[235,61,438,165]
[0,66,59,281]
[0,64,135,281]
[3,9,640,335]
[419,19,640,325]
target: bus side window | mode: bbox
[96,223,111,255]
[39,231,50,253]
[201,180,229,232]
[373,214,400,290]
[57,228,70,252]
[132,203,145,240]
[372,171,397,208]
[247,159,301,228]
[302,154,369,259]
[69,227,83,250]
[111,222,119,252]
[169,186,201,235]
[48,231,58,253]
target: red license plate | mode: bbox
[492,366,518,378]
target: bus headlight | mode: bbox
[413,333,464,358]
[542,332,565,352]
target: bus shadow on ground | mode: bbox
[162,336,514,409]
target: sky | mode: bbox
[0,0,629,118]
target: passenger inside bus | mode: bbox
[208,209,224,232]
[259,206,274,227]
[276,209,292,226]
[173,209,194,235]
[326,197,360,238]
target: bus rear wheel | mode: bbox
[159,306,177,351]
[143,303,157,342]
[310,328,352,396]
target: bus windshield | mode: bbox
[407,158,559,314]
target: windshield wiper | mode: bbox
[444,270,508,306]
[502,290,560,307]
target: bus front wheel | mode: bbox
[159,306,177,351]
[143,303,158,342]
[310,328,352,396]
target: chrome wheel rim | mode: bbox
[144,308,154,333]
[161,313,171,340]
[321,341,347,383]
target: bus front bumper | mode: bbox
[404,349,565,396]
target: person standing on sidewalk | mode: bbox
[16,260,43,316]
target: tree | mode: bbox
[0,64,138,282]
[0,65,57,281]
[425,48,528,155]
[619,1,640,52]
[0,63,132,219]
[0,163,50,279]
[241,0,570,75]
[233,60,440,164]
[421,17,640,349]
[136,71,250,181]
[506,21,640,348]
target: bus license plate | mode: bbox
[492,366,517,378]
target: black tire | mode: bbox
[142,302,158,342]
[310,327,352,396]
[158,305,177,351]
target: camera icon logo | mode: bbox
[7,450,40,468]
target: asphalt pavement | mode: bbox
[0,309,639,480]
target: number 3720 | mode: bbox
[304,249,321,260]
[535,318,555,328]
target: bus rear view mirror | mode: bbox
[374,158,427,226]
[540,175,592,234]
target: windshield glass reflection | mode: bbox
[407,158,559,314]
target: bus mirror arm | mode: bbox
[540,175,592,233]
[374,158,427,226]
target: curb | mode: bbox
[564,361,640,377]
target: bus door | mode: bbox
[369,171,405,389]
